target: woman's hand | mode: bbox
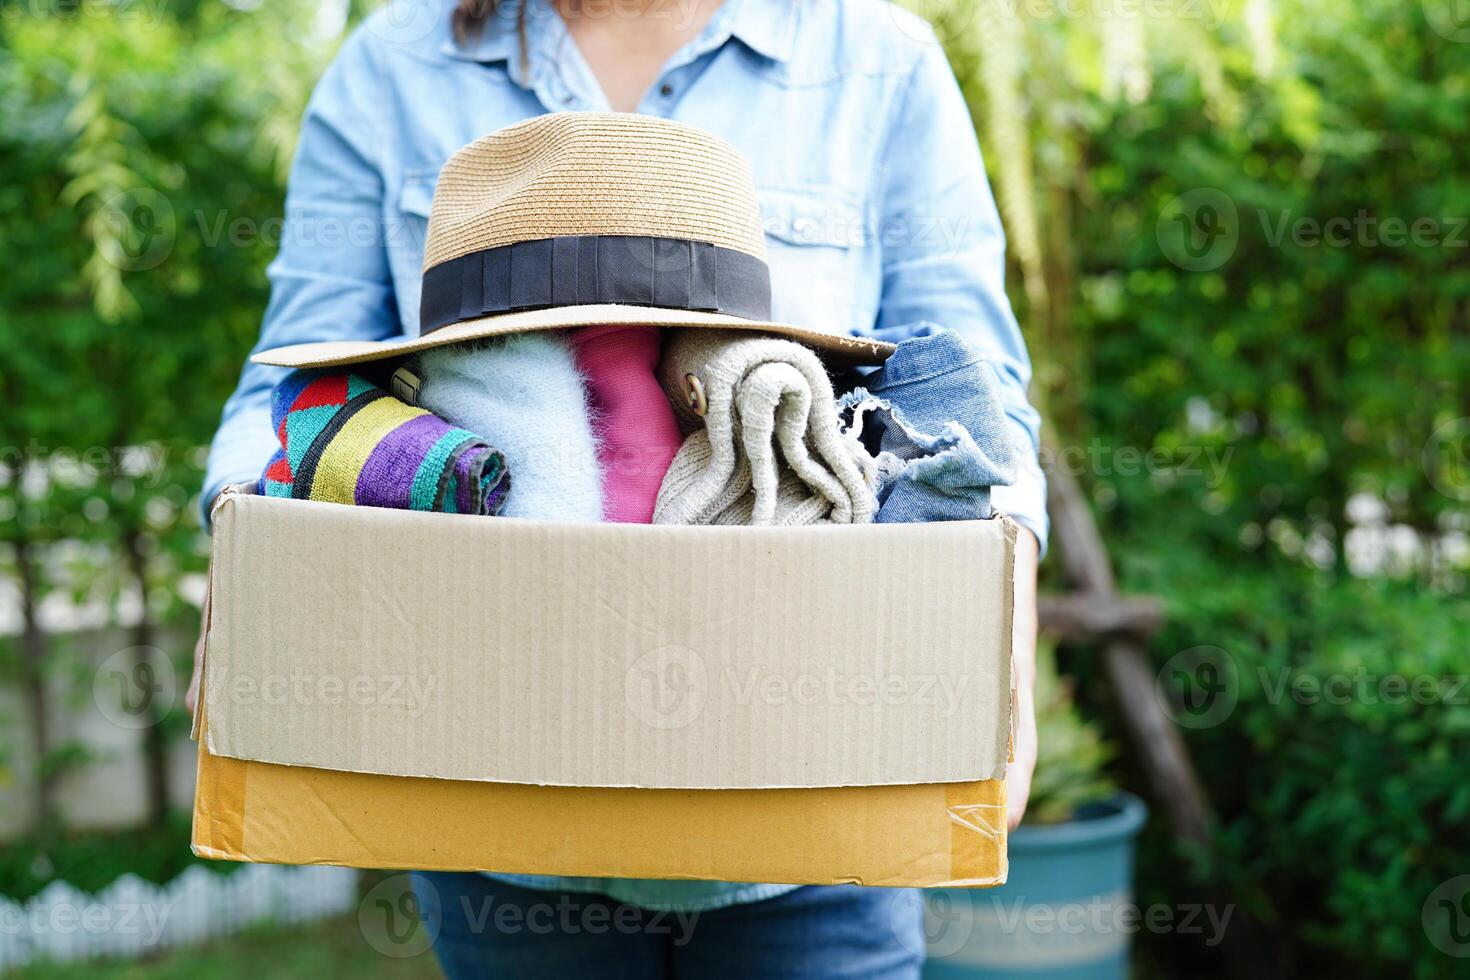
[1007,527,1040,830]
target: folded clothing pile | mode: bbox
[653,330,876,527]
[412,334,603,523]
[837,330,1018,523]
[568,324,685,524]
[414,325,685,524]
[260,370,508,515]
[256,327,1016,530]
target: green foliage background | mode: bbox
[926,2,1470,975]
[1,0,1467,976]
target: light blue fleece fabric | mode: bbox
[414,334,603,522]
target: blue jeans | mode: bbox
[412,872,925,979]
[838,329,1017,525]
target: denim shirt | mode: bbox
[200,0,1047,913]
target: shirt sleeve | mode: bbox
[869,32,1049,554]
[199,32,400,529]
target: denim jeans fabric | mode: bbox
[412,872,924,980]
[841,395,1011,522]
[840,330,1017,524]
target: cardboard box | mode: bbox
[192,491,1016,887]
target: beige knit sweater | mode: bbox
[652,330,877,526]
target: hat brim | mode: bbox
[251,304,896,369]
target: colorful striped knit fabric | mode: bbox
[259,371,509,515]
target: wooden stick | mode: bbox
[1038,592,1164,640]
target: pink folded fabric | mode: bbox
[568,324,683,523]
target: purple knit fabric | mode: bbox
[354,413,447,509]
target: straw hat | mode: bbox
[252,113,896,369]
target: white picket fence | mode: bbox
[0,864,360,972]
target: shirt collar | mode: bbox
[440,0,533,67]
[723,0,798,64]
[441,0,797,68]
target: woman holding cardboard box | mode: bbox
[192,0,1044,975]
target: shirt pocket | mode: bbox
[387,171,438,335]
[758,187,872,335]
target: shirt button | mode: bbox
[563,94,576,106]
[660,83,675,98]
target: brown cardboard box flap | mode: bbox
[191,735,1008,888]
[203,494,1014,790]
